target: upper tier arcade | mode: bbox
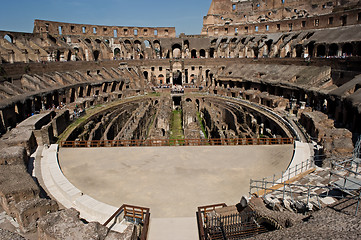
[33,19,176,38]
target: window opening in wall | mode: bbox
[277,24,281,30]
[358,12,361,22]
[144,29,148,35]
[191,66,195,70]
[200,49,206,58]
[288,23,293,31]
[165,29,169,36]
[134,29,138,35]
[215,28,219,34]
[225,28,228,34]
[4,35,13,43]
[114,48,120,58]
[93,50,100,61]
[314,19,319,27]
[245,26,249,33]
[256,3,260,7]
[266,25,269,31]
[282,0,285,4]
[235,28,238,34]
[45,23,49,32]
[144,40,150,48]
[328,17,333,25]
[151,67,155,71]
[58,26,62,35]
[159,67,162,71]
[124,29,128,35]
[191,49,197,58]
[154,29,158,35]
[232,4,236,11]
[114,29,117,37]
[71,26,75,32]
[82,27,86,34]
[93,27,97,34]
[255,26,259,32]
[341,15,347,26]
[103,27,107,32]
[302,21,306,27]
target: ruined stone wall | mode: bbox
[300,111,354,158]
[33,19,176,38]
[2,23,361,65]
[148,97,172,139]
[202,0,361,36]
[182,99,202,139]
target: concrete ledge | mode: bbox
[40,144,118,224]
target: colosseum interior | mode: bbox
[0,0,361,239]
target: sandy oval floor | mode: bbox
[59,145,293,218]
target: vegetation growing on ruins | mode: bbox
[170,109,184,141]
[197,112,208,139]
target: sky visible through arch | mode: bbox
[0,0,212,36]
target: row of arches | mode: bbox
[314,42,360,57]
[2,32,361,64]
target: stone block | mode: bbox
[37,208,128,240]
[0,165,40,216]
[0,146,28,166]
[14,198,58,233]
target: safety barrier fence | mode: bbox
[196,203,268,240]
[250,157,361,215]
[103,204,150,240]
[60,137,294,148]
[330,157,361,215]
[249,158,315,197]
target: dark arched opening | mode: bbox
[342,43,353,56]
[200,49,206,58]
[56,50,61,61]
[143,71,149,80]
[316,45,326,57]
[328,44,339,57]
[114,48,121,59]
[93,50,100,61]
[173,70,182,85]
[191,49,197,58]
[295,44,303,58]
[210,48,215,58]
[67,51,72,61]
[356,42,361,56]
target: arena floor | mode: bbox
[58,145,293,218]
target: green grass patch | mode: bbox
[169,109,184,145]
[197,112,208,139]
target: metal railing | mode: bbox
[353,136,361,159]
[60,137,294,148]
[249,158,315,197]
[103,204,150,240]
[249,156,361,215]
[197,203,268,240]
[330,157,361,215]
[197,203,228,240]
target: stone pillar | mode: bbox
[8,50,14,63]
